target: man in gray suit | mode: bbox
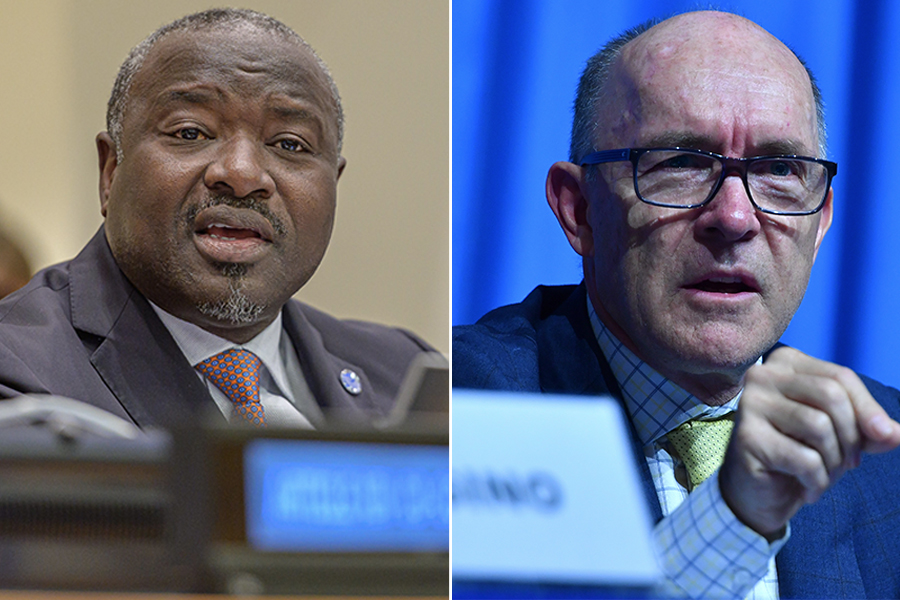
[0,8,433,428]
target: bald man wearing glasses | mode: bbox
[453,11,900,600]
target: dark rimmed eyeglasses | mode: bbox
[580,147,837,216]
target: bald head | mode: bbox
[570,11,825,162]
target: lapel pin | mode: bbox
[340,368,362,395]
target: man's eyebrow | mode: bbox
[269,105,317,121]
[751,140,813,157]
[162,89,220,105]
[640,133,813,157]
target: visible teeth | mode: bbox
[204,224,239,240]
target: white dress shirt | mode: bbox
[150,303,322,427]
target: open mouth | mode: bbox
[192,206,276,264]
[192,204,276,242]
[200,224,265,241]
[690,278,755,294]
[686,275,759,295]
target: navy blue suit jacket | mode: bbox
[453,283,900,599]
[0,228,433,428]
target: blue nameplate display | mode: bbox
[244,439,449,553]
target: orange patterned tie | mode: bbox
[195,349,267,427]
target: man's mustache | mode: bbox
[186,195,287,237]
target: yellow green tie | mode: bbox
[666,414,735,491]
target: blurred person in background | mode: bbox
[0,226,31,299]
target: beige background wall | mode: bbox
[0,0,449,352]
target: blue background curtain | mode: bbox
[452,0,900,389]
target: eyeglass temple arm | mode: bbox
[580,148,631,166]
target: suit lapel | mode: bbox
[69,229,217,428]
[90,292,216,428]
[281,301,386,425]
[536,283,664,522]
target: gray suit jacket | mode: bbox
[0,228,433,428]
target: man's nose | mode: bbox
[203,136,275,199]
[693,173,761,243]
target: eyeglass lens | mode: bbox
[635,150,828,213]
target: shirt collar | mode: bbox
[586,297,739,445]
[149,302,292,395]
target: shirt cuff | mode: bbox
[652,471,789,599]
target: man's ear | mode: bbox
[96,132,118,218]
[546,161,593,257]
[336,156,347,181]
[812,187,834,261]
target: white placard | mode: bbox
[452,390,659,587]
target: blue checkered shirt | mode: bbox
[588,301,788,599]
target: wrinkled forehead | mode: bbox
[127,26,338,132]
[600,13,817,152]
